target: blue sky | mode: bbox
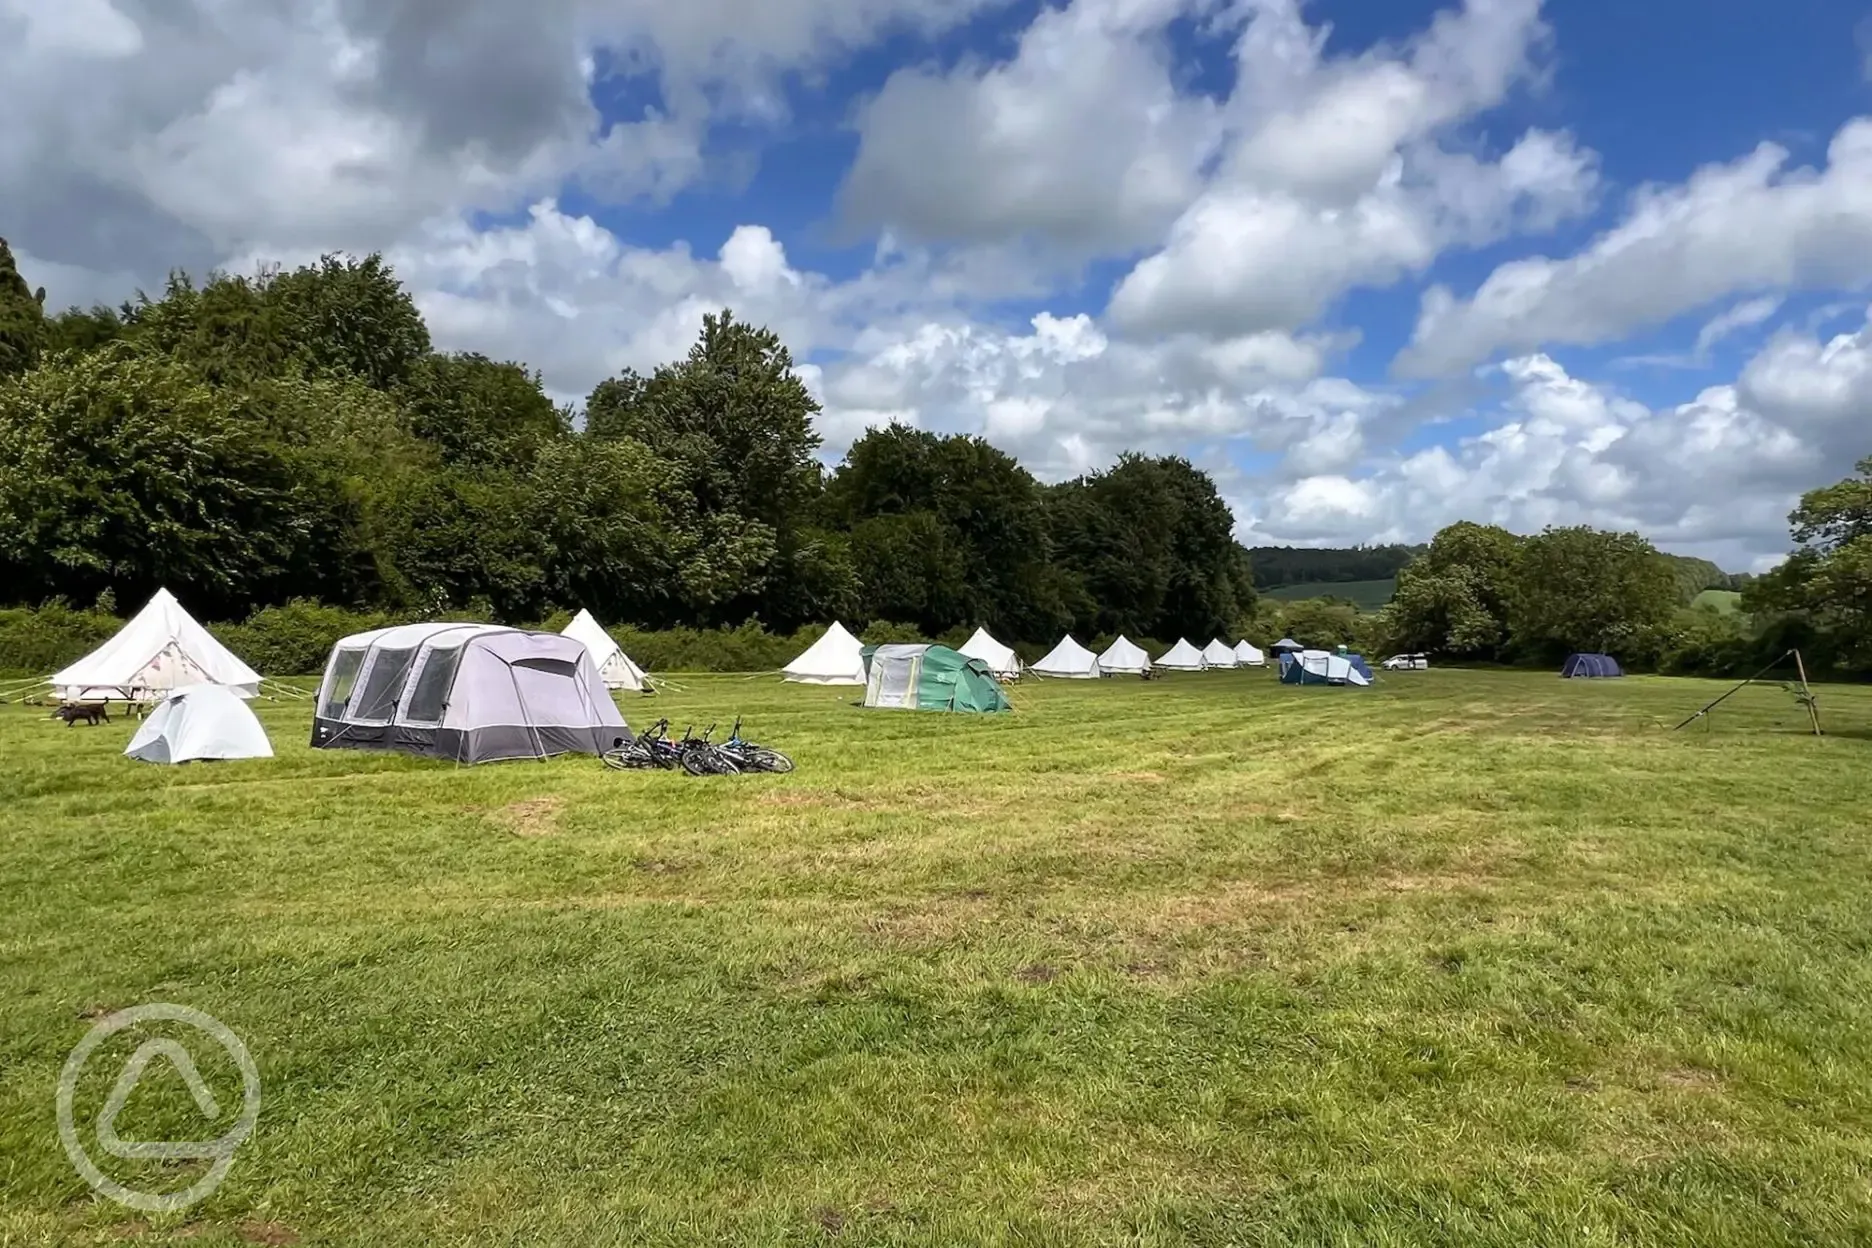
[7,0,1872,568]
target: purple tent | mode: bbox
[1560,653,1623,679]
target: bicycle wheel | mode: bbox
[747,748,794,774]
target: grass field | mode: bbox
[1692,589,1745,614]
[1263,579,1396,611]
[5,670,1872,1245]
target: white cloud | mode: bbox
[1694,295,1783,355]
[1399,118,1872,376]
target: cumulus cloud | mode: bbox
[1399,118,1872,376]
[1104,0,1598,337]
[1249,327,1870,567]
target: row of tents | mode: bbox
[780,624,1281,685]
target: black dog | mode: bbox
[55,703,110,727]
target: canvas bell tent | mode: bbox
[1280,649,1370,686]
[1561,653,1623,679]
[861,644,1011,713]
[312,624,627,764]
[1032,635,1101,678]
[125,685,274,765]
[783,622,867,685]
[51,588,260,703]
[561,609,648,692]
[1201,639,1239,669]
[958,627,1023,680]
[1098,635,1151,676]
[1156,639,1207,671]
[1234,641,1266,667]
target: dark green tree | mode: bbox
[0,238,47,376]
[1386,522,1523,657]
[1510,526,1678,660]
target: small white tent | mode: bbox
[1098,635,1151,675]
[1201,639,1239,668]
[1156,638,1206,671]
[52,588,260,703]
[1032,635,1101,678]
[1234,641,1266,667]
[783,622,868,685]
[561,609,647,692]
[958,626,1023,680]
[125,685,273,764]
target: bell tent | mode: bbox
[51,588,260,703]
[1234,641,1266,667]
[861,644,1011,713]
[1098,635,1151,676]
[958,627,1023,681]
[1280,649,1370,686]
[1156,639,1207,671]
[1201,639,1239,668]
[312,624,627,764]
[1561,653,1623,678]
[783,622,868,685]
[125,685,274,765]
[561,609,647,692]
[1032,635,1101,678]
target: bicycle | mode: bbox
[677,722,741,776]
[601,718,681,770]
[718,716,795,773]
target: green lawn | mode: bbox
[1263,579,1397,611]
[4,671,1872,1245]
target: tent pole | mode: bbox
[1671,650,1796,732]
[1793,649,1823,736]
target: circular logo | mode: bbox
[57,1004,261,1213]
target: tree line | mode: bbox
[0,240,1255,645]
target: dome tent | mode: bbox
[1032,635,1101,678]
[1201,639,1239,668]
[1098,635,1151,676]
[1561,653,1623,678]
[312,624,627,764]
[125,684,273,764]
[1156,639,1207,671]
[861,644,1011,713]
[52,588,260,703]
[561,609,647,692]
[1234,641,1266,666]
[958,627,1023,680]
[783,622,868,685]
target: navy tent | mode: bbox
[1561,653,1623,679]
[1344,653,1375,682]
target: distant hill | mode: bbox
[1248,544,1422,590]
[1264,579,1397,612]
[1692,589,1744,615]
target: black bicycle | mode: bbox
[717,716,795,773]
[601,718,681,770]
[676,723,741,776]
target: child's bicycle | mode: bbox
[717,716,795,773]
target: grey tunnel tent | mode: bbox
[312,624,628,764]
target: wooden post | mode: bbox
[1793,649,1822,736]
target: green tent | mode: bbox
[860,644,1012,713]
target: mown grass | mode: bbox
[3,670,1871,1246]
[1262,579,1396,611]
[1692,589,1745,615]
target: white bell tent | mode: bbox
[561,609,647,692]
[125,684,274,764]
[1098,635,1151,675]
[1201,639,1239,668]
[1031,635,1101,678]
[783,622,868,685]
[1234,641,1266,666]
[958,627,1023,680]
[1156,638,1207,671]
[51,588,260,703]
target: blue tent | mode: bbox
[1561,653,1623,678]
[1344,653,1375,682]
